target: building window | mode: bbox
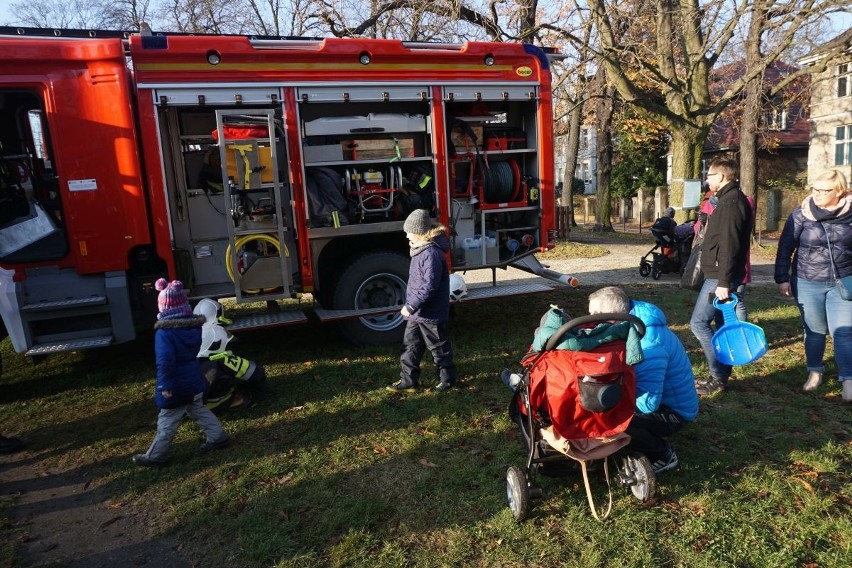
[839,63,850,98]
[580,128,590,151]
[763,107,788,131]
[836,125,852,166]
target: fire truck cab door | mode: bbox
[0,38,149,274]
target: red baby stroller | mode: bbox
[506,313,656,521]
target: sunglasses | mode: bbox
[706,172,722,179]
[810,187,834,195]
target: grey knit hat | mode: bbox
[403,209,432,236]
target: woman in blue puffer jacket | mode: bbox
[774,169,852,401]
[589,287,698,474]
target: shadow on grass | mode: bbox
[3,286,847,566]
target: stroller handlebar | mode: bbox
[543,313,646,352]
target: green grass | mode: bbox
[539,238,609,259]
[1,262,850,566]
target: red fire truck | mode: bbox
[0,27,573,362]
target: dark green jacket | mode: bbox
[531,308,644,365]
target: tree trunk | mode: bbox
[562,97,583,228]
[739,83,759,198]
[740,1,768,201]
[739,75,760,222]
[594,83,615,232]
[668,125,708,222]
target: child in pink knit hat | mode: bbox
[133,279,229,467]
[156,278,193,320]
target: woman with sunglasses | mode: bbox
[775,169,852,402]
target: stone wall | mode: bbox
[573,186,808,231]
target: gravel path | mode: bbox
[460,233,777,289]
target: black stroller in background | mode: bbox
[639,209,695,280]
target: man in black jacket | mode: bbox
[689,157,753,395]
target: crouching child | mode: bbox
[194,299,267,411]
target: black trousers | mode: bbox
[625,406,687,461]
[399,319,456,386]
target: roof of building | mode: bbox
[799,28,852,63]
[704,60,810,152]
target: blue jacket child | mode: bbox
[388,209,458,392]
[132,279,230,467]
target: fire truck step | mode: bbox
[26,335,114,356]
[313,305,401,322]
[461,282,553,302]
[19,295,107,312]
[226,311,308,331]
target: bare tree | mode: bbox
[549,5,593,233]
[586,0,848,212]
[102,0,153,29]
[8,0,124,28]
[737,2,773,202]
[156,0,245,33]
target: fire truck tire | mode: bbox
[332,252,409,345]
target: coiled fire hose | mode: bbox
[225,233,290,294]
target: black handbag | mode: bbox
[680,243,705,290]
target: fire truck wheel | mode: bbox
[332,252,409,345]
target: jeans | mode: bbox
[399,319,457,386]
[626,407,688,462]
[690,278,745,382]
[792,277,852,382]
[144,397,227,462]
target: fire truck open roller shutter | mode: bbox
[296,86,430,103]
[442,85,539,101]
[149,87,281,106]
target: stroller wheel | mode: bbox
[651,266,663,280]
[639,260,651,277]
[506,466,530,521]
[620,453,656,502]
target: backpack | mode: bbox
[305,167,349,227]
